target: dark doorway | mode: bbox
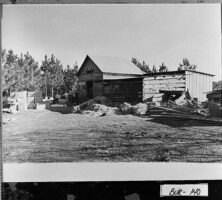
[86,81,93,99]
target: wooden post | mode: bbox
[147,103,150,116]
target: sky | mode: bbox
[2,4,221,80]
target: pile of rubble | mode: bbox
[148,91,222,121]
[73,92,222,121]
[73,96,150,116]
[3,90,43,114]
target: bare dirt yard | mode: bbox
[3,107,222,163]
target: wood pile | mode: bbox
[148,91,222,122]
[206,90,222,103]
[206,90,222,118]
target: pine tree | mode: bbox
[152,65,158,73]
[40,54,64,97]
[131,57,151,73]
[2,49,20,93]
[159,62,168,72]
[178,58,197,71]
[63,63,78,94]
[2,50,41,94]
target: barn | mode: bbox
[143,70,214,102]
[77,55,144,103]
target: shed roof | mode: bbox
[142,70,214,77]
[81,55,144,75]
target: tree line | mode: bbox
[131,57,197,73]
[2,49,198,96]
[2,49,78,98]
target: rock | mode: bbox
[112,107,122,115]
[10,104,18,114]
[93,104,109,112]
[76,96,112,112]
[132,103,148,115]
[120,102,132,114]
[82,110,101,117]
[36,103,46,111]
[93,104,122,116]
[73,105,82,113]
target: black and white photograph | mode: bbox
[2,4,222,164]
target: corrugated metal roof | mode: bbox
[87,55,144,75]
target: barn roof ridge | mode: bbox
[83,54,144,75]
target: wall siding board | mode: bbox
[144,71,213,102]
[185,71,213,101]
[143,72,186,101]
[78,57,103,81]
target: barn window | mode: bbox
[86,66,94,73]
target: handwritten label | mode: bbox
[160,184,208,197]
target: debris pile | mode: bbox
[73,90,222,121]
[73,96,119,116]
[73,96,149,116]
[148,90,222,121]
[206,89,222,118]
[119,102,149,115]
[3,90,43,114]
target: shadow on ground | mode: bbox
[147,116,222,127]
[46,105,73,114]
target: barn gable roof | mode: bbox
[78,55,144,76]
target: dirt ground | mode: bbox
[3,107,222,163]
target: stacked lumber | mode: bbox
[148,91,222,122]
[206,90,222,117]
[206,90,222,103]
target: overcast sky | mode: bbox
[2,4,221,80]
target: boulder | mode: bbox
[73,105,82,113]
[36,103,46,111]
[10,104,18,114]
[132,103,148,115]
[93,104,122,115]
[76,96,112,111]
[119,102,133,114]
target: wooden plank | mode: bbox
[143,87,185,93]
[144,75,185,81]
[143,80,185,85]
[143,92,164,96]
[143,83,185,88]
[150,113,222,123]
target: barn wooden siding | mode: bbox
[78,57,103,82]
[143,72,186,101]
[103,78,143,103]
[77,55,143,103]
[185,71,213,102]
[143,70,214,102]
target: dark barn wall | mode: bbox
[77,56,143,103]
[103,78,143,104]
[78,57,103,102]
[78,57,103,82]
